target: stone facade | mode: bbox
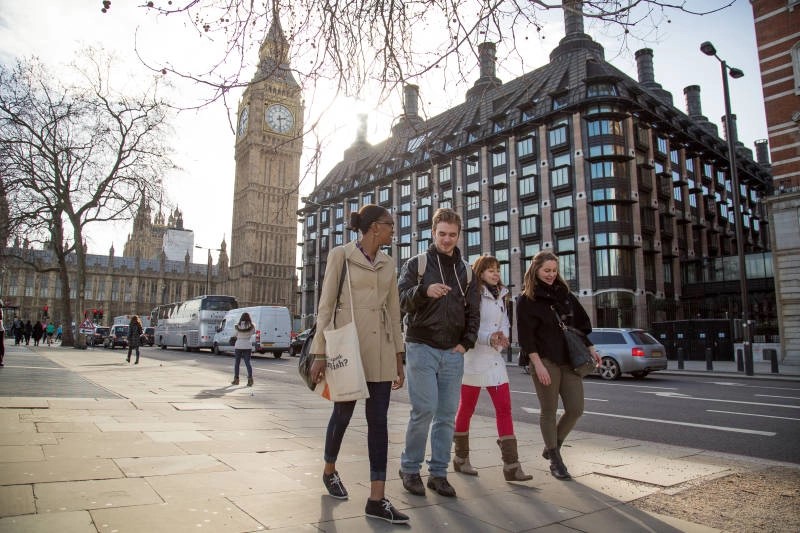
[226,16,303,312]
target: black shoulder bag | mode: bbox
[551,306,596,377]
[298,260,348,391]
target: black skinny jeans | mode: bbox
[324,381,391,482]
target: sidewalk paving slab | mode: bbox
[0,343,796,532]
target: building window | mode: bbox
[491,148,507,168]
[557,239,576,281]
[493,188,508,204]
[656,136,668,155]
[465,154,479,176]
[467,231,481,247]
[548,126,568,147]
[589,143,625,158]
[552,93,569,110]
[517,136,535,158]
[335,205,344,219]
[378,186,390,204]
[553,208,573,230]
[793,42,800,93]
[401,246,412,260]
[587,83,618,97]
[415,241,427,255]
[593,204,618,222]
[587,119,623,136]
[439,165,451,184]
[519,176,536,196]
[363,192,374,204]
[520,215,538,236]
[494,225,509,241]
[417,173,429,191]
[400,183,412,197]
[551,167,569,188]
[595,248,634,277]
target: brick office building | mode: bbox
[297,5,775,336]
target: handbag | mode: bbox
[317,261,369,402]
[552,306,596,377]
[297,261,348,391]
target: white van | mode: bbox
[212,306,292,358]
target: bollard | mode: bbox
[736,348,744,372]
[677,347,685,370]
[768,349,779,374]
[705,347,713,371]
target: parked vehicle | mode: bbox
[212,306,292,358]
[152,295,239,352]
[587,328,667,380]
[103,325,130,349]
[289,328,312,357]
[141,327,155,346]
[90,326,110,347]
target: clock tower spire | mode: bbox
[229,10,303,311]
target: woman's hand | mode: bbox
[310,359,326,384]
[489,331,510,350]
[533,359,551,386]
[393,354,405,390]
[590,346,602,366]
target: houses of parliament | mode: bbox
[0,16,302,325]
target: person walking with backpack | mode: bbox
[231,312,254,386]
[32,320,44,347]
[397,207,481,498]
[126,315,143,364]
[452,255,532,482]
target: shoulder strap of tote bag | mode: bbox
[332,259,348,328]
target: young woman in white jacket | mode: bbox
[452,256,532,482]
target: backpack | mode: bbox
[414,252,473,285]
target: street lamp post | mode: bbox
[700,41,754,376]
[194,245,220,296]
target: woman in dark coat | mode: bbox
[516,251,600,480]
[23,320,33,345]
[126,315,143,364]
[32,321,44,346]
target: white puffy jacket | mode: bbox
[462,284,510,387]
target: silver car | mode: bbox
[587,328,667,380]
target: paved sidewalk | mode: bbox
[0,344,797,532]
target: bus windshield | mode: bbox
[201,296,239,311]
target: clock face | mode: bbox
[238,106,249,136]
[265,103,294,134]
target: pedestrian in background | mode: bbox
[308,204,408,524]
[23,320,32,345]
[0,300,5,366]
[453,255,532,482]
[12,317,23,345]
[126,315,143,364]
[516,251,600,480]
[45,322,55,346]
[56,324,63,342]
[231,312,254,386]
[397,207,481,498]
[32,320,44,347]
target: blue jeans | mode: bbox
[400,342,464,478]
[324,381,392,481]
[234,349,252,378]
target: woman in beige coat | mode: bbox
[309,204,408,524]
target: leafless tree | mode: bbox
[0,51,175,345]
[122,0,733,109]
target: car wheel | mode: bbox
[289,346,297,357]
[598,357,621,380]
[182,337,189,352]
[213,343,220,355]
[631,371,649,379]
[273,351,283,359]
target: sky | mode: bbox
[0,0,767,264]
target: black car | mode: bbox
[141,327,155,347]
[89,326,110,347]
[103,325,129,349]
[289,328,312,357]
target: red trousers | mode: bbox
[454,382,515,437]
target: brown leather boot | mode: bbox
[497,436,533,481]
[452,432,478,476]
[548,447,571,480]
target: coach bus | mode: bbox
[151,295,239,351]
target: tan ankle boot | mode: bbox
[497,435,533,481]
[453,432,478,476]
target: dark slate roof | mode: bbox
[4,248,213,276]
[303,32,770,210]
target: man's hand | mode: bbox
[426,283,451,299]
[452,344,466,354]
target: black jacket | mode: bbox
[516,282,593,366]
[398,245,480,351]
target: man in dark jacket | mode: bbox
[397,208,480,498]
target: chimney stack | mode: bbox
[634,48,673,105]
[465,43,503,102]
[754,139,770,166]
[683,85,704,119]
[564,0,585,36]
[403,85,419,118]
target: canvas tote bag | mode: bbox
[317,260,370,402]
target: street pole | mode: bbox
[703,42,753,375]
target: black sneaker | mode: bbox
[365,498,409,524]
[322,471,348,500]
[398,469,425,496]
[427,476,456,497]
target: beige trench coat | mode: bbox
[308,241,404,383]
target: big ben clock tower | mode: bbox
[229,13,303,310]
